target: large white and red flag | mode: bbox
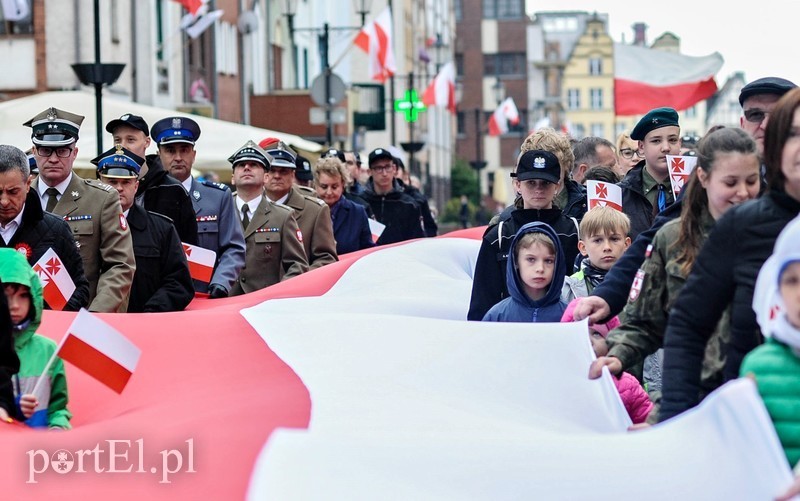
[354,6,396,82]
[487,97,520,136]
[422,62,457,113]
[32,247,75,311]
[182,242,216,282]
[666,154,699,199]
[587,180,623,212]
[614,43,723,115]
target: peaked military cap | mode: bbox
[24,107,84,146]
[91,145,144,179]
[261,139,297,169]
[630,107,680,141]
[150,116,201,145]
[25,148,38,175]
[228,140,273,169]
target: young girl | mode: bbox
[589,127,761,420]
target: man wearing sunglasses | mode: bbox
[26,107,135,313]
[739,77,797,154]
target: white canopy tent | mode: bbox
[0,90,322,173]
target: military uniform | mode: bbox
[231,197,308,295]
[283,186,337,270]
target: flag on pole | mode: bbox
[32,248,76,311]
[586,180,623,212]
[182,242,216,283]
[666,154,698,199]
[57,309,141,393]
[172,0,204,16]
[614,43,723,115]
[354,6,396,82]
[368,219,386,243]
[487,97,520,136]
[0,0,29,21]
[185,9,223,39]
[422,62,457,113]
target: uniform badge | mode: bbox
[71,191,79,197]
[172,117,182,129]
[119,213,128,230]
[14,243,31,259]
[628,269,646,302]
[644,244,653,259]
[193,190,200,201]
[296,229,303,243]
[264,245,272,255]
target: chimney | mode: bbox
[632,22,648,46]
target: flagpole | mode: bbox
[29,332,69,399]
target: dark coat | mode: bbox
[126,204,194,313]
[362,178,425,245]
[660,189,800,421]
[618,162,664,239]
[398,180,438,237]
[331,196,376,255]
[467,207,580,321]
[2,191,90,311]
[140,155,198,245]
[561,179,588,222]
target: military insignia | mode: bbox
[254,227,279,233]
[14,243,31,259]
[628,269,646,302]
[533,156,546,169]
[119,213,128,230]
[63,215,91,222]
[652,118,659,124]
[71,191,79,197]
[172,117,182,129]
[296,229,303,243]
[193,190,200,200]
[47,108,57,120]
[644,244,653,259]
[196,215,218,222]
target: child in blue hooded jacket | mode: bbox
[482,221,567,322]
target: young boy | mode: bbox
[468,149,579,320]
[482,221,567,323]
[562,207,631,302]
[0,248,71,429]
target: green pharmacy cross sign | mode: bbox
[394,89,427,122]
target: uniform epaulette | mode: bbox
[302,193,326,206]
[85,178,113,192]
[296,185,316,196]
[201,180,229,191]
[270,200,293,213]
[147,210,174,223]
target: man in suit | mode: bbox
[27,107,135,312]
[152,116,245,298]
[260,138,337,270]
[228,141,307,295]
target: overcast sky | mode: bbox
[526,0,800,87]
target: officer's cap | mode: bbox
[739,77,797,106]
[228,140,273,169]
[261,139,297,169]
[25,148,38,175]
[106,114,150,136]
[24,107,84,146]
[630,107,680,141]
[91,145,143,179]
[150,116,201,145]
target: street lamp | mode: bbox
[493,79,505,105]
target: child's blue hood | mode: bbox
[506,221,566,309]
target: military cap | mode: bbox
[739,77,797,106]
[322,148,346,163]
[150,116,201,145]
[261,139,297,169]
[91,145,144,179]
[512,149,561,184]
[24,148,38,175]
[228,140,273,169]
[24,107,84,146]
[630,107,680,141]
[368,148,394,166]
[106,113,150,136]
[295,154,313,182]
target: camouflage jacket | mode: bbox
[607,206,729,398]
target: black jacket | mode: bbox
[660,189,800,421]
[618,162,669,240]
[126,204,194,313]
[2,192,90,311]
[561,179,588,222]
[468,207,580,321]
[398,180,438,237]
[362,179,424,245]
[139,155,198,245]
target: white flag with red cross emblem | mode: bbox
[586,180,622,212]
[32,247,76,311]
[666,155,698,199]
[182,242,216,283]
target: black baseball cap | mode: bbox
[106,114,150,136]
[368,148,394,166]
[513,150,561,184]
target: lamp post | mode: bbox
[469,109,487,199]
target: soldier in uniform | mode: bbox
[106,113,198,245]
[228,141,307,295]
[260,138,337,270]
[151,116,245,298]
[92,146,194,313]
[27,107,135,313]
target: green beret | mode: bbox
[630,107,680,140]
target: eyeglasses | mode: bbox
[619,148,643,160]
[36,146,73,158]
[743,108,770,124]
[370,164,395,173]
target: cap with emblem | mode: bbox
[322,148,346,164]
[24,148,38,175]
[228,140,273,169]
[24,107,85,146]
[630,107,680,141]
[106,114,150,136]
[368,148,394,166]
[512,149,561,184]
[91,145,143,179]
[261,139,297,169]
[295,154,313,182]
[150,116,201,145]
[738,77,797,106]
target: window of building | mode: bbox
[541,16,579,33]
[455,53,464,80]
[482,0,523,20]
[455,0,462,21]
[685,105,697,118]
[567,89,580,110]
[590,123,604,138]
[590,88,603,110]
[589,57,602,76]
[0,0,33,35]
[573,123,586,138]
[456,111,466,136]
[483,53,525,77]
[615,123,627,139]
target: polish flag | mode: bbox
[614,43,723,115]
[422,62,456,113]
[32,248,75,311]
[487,97,520,136]
[172,0,204,16]
[57,309,141,393]
[586,180,623,212]
[185,9,223,39]
[354,6,396,82]
[368,218,386,243]
[183,242,216,283]
[666,155,699,199]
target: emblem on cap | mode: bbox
[375,148,383,154]
[533,157,546,169]
[652,118,659,124]
[47,108,57,121]
[172,118,182,129]
[121,114,130,121]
